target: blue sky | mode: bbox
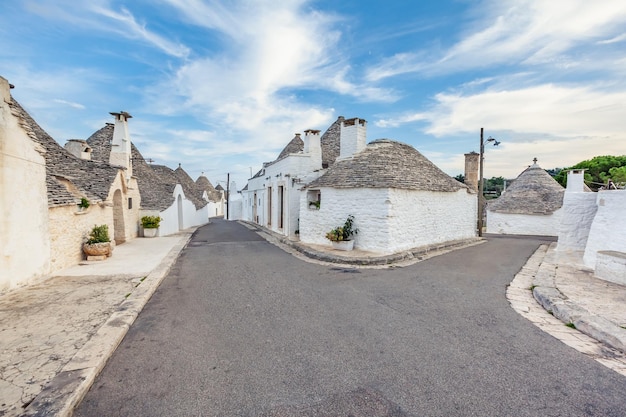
[2,0,626,189]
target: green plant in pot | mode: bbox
[325,215,358,250]
[141,215,162,237]
[83,224,113,258]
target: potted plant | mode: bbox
[77,197,90,212]
[83,224,113,258]
[141,215,162,238]
[325,215,358,251]
[309,200,320,210]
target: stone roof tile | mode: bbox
[306,139,468,192]
[488,163,564,214]
[9,98,119,207]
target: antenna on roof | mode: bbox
[146,158,154,164]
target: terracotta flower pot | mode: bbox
[83,242,112,257]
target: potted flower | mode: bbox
[83,224,113,258]
[325,215,358,251]
[141,215,162,238]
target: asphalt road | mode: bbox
[75,219,626,416]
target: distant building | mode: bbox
[486,160,564,236]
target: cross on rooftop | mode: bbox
[533,157,538,164]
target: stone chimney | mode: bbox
[566,169,586,192]
[64,139,92,160]
[109,111,133,178]
[304,129,322,169]
[464,151,479,192]
[339,117,367,159]
[0,76,11,102]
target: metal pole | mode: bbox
[478,128,484,237]
[226,173,230,220]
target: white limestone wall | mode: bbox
[245,153,322,236]
[583,191,626,268]
[48,203,112,272]
[486,209,562,236]
[299,187,476,254]
[157,184,208,236]
[556,192,597,251]
[207,201,222,218]
[299,188,389,251]
[228,193,243,221]
[386,188,476,253]
[0,77,51,290]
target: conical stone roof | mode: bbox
[488,162,564,214]
[276,134,304,161]
[306,139,468,192]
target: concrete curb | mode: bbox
[531,243,626,355]
[21,230,195,417]
[240,220,484,267]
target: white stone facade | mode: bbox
[299,187,476,254]
[153,184,209,236]
[0,77,51,290]
[583,190,626,268]
[242,131,324,237]
[556,192,597,251]
[487,210,563,236]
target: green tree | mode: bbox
[553,155,626,190]
[454,174,465,183]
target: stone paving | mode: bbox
[0,233,191,417]
[507,244,626,377]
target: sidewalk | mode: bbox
[0,230,194,417]
[1,228,625,416]
[507,243,626,376]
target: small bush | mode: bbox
[326,215,358,242]
[78,197,90,209]
[86,224,110,244]
[141,215,162,229]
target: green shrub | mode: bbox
[78,197,90,209]
[325,215,358,242]
[86,224,110,244]
[141,215,162,229]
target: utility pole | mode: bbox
[478,128,485,237]
[226,173,230,220]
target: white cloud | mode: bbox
[24,0,189,58]
[53,99,86,110]
[418,83,626,138]
[365,0,626,80]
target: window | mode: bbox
[128,197,132,209]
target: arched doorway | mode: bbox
[177,194,183,231]
[113,189,126,244]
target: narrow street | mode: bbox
[75,219,626,416]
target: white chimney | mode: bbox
[109,111,133,178]
[566,169,586,192]
[64,139,92,160]
[304,129,322,169]
[339,117,367,159]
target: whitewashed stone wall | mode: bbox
[583,191,626,268]
[486,209,562,236]
[156,184,208,236]
[0,77,51,290]
[299,187,476,254]
[556,192,597,251]
[387,188,476,253]
[244,152,323,237]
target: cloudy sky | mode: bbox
[2,0,625,188]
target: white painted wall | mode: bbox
[583,191,626,267]
[156,184,208,236]
[299,187,476,254]
[243,150,323,237]
[556,192,597,251]
[0,77,51,291]
[486,209,562,236]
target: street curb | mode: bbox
[21,230,195,417]
[239,220,484,266]
[531,243,626,355]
